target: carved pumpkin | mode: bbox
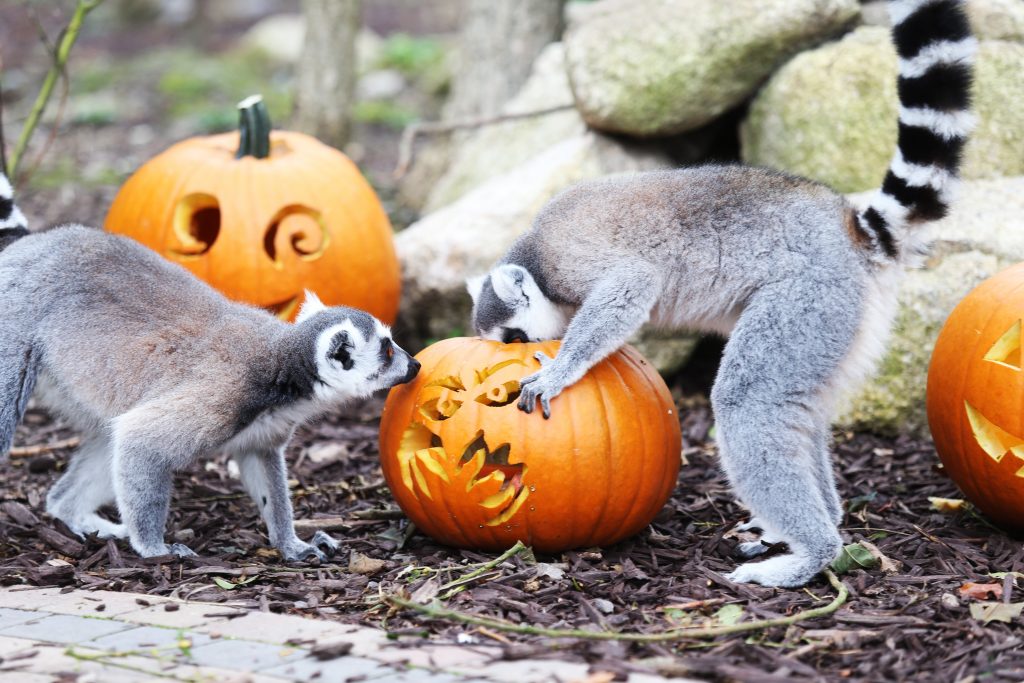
[378,337,682,552]
[105,96,399,323]
[927,263,1024,530]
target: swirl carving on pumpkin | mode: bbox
[396,360,530,526]
[263,204,329,267]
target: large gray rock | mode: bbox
[424,43,583,212]
[742,27,1024,192]
[564,0,859,137]
[837,177,1024,435]
[397,132,674,349]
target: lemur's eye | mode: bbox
[383,339,395,360]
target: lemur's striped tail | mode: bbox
[857,0,976,262]
[0,172,29,253]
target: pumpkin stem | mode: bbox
[236,94,271,159]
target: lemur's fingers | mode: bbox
[540,396,551,419]
[533,352,554,368]
[517,388,537,414]
[519,370,540,386]
[311,530,339,556]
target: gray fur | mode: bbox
[471,0,975,587]
[0,219,419,561]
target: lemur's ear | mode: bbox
[466,273,488,303]
[329,330,354,370]
[296,290,326,324]
[490,264,530,304]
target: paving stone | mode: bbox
[0,613,132,644]
[188,638,306,671]
[204,610,350,644]
[0,672,56,683]
[336,624,394,657]
[0,635,39,657]
[21,589,148,618]
[419,644,499,672]
[0,608,41,630]
[87,624,214,654]
[483,659,592,683]
[263,653,394,682]
[118,601,244,629]
[6,644,164,682]
[374,669,463,683]
[0,588,65,610]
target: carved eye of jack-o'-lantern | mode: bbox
[378,337,683,552]
[927,262,1024,531]
[105,96,399,323]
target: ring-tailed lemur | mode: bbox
[469,0,975,587]
[0,183,420,561]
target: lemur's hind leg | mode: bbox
[46,433,126,539]
[234,447,338,562]
[713,278,859,587]
[0,342,37,457]
[814,428,844,526]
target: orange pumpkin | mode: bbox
[379,337,682,552]
[927,262,1024,530]
[105,96,399,323]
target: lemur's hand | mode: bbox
[517,352,564,419]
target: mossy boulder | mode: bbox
[742,27,1024,191]
[564,0,858,137]
[837,177,1024,435]
[397,133,673,346]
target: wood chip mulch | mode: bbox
[2,392,1022,683]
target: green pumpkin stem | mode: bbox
[236,95,271,159]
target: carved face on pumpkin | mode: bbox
[105,124,399,323]
[927,263,1024,531]
[378,337,682,553]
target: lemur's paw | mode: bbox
[517,361,565,419]
[735,540,771,559]
[281,539,327,563]
[310,530,339,557]
[532,351,555,368]
[727,553,828,588]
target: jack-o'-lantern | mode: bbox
[105,96,399,323]
[927,262,1024,531]
[379,337,683,552]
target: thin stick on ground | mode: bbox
[392,103,575,179]
[9,437,81,458]
[437,540,529,599]
[388,569,849,642]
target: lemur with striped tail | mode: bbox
[469,0,976,587]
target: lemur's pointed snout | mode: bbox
[399,358,421,385]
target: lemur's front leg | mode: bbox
[519,272,659,418]
[235,447,339,562]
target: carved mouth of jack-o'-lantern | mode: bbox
[928,263,1024,531]
[395,361,531,527]
[378,338,683,553]
[964,320,1024,477]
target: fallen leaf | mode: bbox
[990,571,1024,582]
[928,497,967,513]
[959,582,1003,601]
[830,543,880,575]
[348,551,387,575]
[859,541,902,574]
[969,601,1023,624]
[714,603,744,626]
[212,576,257,590]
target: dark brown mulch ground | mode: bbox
[2,390,1022,683]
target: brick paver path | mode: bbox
[0,586,682,682]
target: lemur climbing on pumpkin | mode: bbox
[0,176,420,561]
[469,0,976,587]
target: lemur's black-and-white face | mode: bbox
[298,293,419,402]
[467,264,570,344]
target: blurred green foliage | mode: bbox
[376,33,445,79]
[353,100,417,129]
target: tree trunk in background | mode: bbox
[446,0,566,120]
[295,0,361,150]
